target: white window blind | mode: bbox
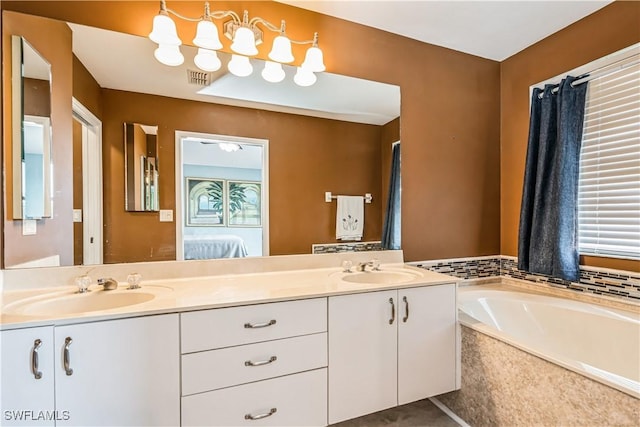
[578,53,640,260]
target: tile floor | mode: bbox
[329,399,461,427]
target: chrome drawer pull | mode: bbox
[245,356,277,367]
[389,298,395,325]
[63,337,73,376]
[31,339,43,379]
[244,319,277,329]
[245,408,277,420]
[403,296,410,323]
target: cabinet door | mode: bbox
[1,327,55,426]
[328,290,398,424]
[398,284,457,404]
[54,314,180,426]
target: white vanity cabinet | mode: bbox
[54,314,180,426]
[1,326,55,426]
[1,315,180,427]
[180,298,328,427]
[328,283,457,424]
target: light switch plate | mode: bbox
[22,219,37,235]
[159,209,173,222]
[73,209,83,222]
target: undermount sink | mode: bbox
[334,269,422,285]
[4,286,170,317]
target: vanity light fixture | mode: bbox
[148,0,326,86]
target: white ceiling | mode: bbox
[277,0,613,61]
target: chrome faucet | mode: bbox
[357,259,381,272]
[96,277,118,291]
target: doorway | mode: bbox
[175,131,269,261]
[72,98,103,265]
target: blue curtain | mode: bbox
[518,76,588,281]
[382,143,401,250]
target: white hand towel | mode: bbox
[336,196,364,241]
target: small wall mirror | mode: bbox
[11,35,53,219]
[124,122,159,211]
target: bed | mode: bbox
[184,235,248,259]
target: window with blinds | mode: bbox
[578,53,640,260]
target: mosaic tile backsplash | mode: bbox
[312,241,383,254]
[415,256,640,302]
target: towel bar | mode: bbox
[325,192,372,204]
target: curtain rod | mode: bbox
[537,57,639,98]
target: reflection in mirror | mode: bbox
[2,15,400,269]
[11,35,53,219]
[124,123,159,212]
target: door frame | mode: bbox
[72,97,103,265]
[174,130,270,260]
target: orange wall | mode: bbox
[500,1,640,272]
[101,89,384,263]
[1,1,502,263]
[2,11,73,267]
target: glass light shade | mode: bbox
[301,46,326,72]
[194,48,221,72]
[219,143,240,152]
[193,20,223,50]
[228,54,253,77]
[294,67,317,87]
[149,13,181,46]
[154,44,184,66]
[261,61,285,83]
[268,35,294,63]
[230,26,258,56]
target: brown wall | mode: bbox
[500,1,640,272]
[1,1,502,263]
[72,118,83,265]
[23,78,51,117]
[2,11,73,267]
[102,89,383,263]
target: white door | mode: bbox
[398,284,457,404]
[328,290,398,424]
[54,315,180,426]
[1,327,55,426]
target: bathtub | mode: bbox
[458,285,640,399]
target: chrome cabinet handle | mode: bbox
[389,298,395,325]
[31,339,43,379]
[403,296,410,323]
[245,408,277,421]
[245,356,277,367]
[63,337,73,376]
[244,319,276,329]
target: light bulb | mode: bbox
[149,13,181,46]
[301,46,325,72]
[268,35,294,63]
[294,67,316,87]
[154,43,184,66]
[230,26,258,56]
[194,48,221,72]
[228,54,253,77]
[193,20,223,50]
[261,61,285,83]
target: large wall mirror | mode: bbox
[11,35,53,220]
[2,11,400,269]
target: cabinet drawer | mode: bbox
[182,368,327,427]
[181,298,327,353]
[182,333,327,395]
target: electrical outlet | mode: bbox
[73,209,83,222]
[22,219,37,235]
[159,209,173,222]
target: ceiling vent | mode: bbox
[187,69,212,86]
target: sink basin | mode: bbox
[4,287,169,317]
[335,269,422,285]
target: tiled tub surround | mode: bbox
[413,255,640,303]
[437,326,640,427]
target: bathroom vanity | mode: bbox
[1,254,459,426]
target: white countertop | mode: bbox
[0,263,458,330]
